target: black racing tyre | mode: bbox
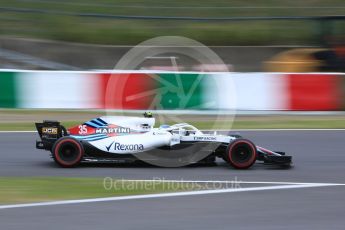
[224,139,257,169]
[52,137,84,168]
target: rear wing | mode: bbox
[35,120,68,151]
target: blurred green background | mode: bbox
[1,0,345,45]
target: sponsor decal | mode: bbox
[42,127,58,135]
[153,131,167,135]
[105,142,114,151]
[96,127,131,135]
[193,136,217,141]
[106,141,144,151]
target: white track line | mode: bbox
[0,183,339,210]
[0,131,36,133]
[226,129,345,131]
[115,179,345,186]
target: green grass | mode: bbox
[1,117,345,130]
[0,177,198,204]
[231,118,345,129]
[1,109,345,130]
[2,0,345,18]
[1,0,345,45]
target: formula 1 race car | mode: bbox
[35,114,292,169]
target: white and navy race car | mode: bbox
[35,113,292,169]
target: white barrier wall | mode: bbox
[0,70,342,111]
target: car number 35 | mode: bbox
[78,125,88,134]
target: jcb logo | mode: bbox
[42,127,58,134]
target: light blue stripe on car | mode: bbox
[72,136,108,142]
[72,134,107,141]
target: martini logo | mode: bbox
[96,127,131,135]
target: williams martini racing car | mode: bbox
[35,113,292,169]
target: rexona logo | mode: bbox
[193,136,217,141]
[106,141,144,151]
[96,127,131,135]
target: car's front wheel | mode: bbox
[52,137,84,167]
[224,139,257,169]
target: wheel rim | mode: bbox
[231,144,253,163]
[58,142,80,163]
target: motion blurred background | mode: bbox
[0,0,345,71]
[1,0,345,129]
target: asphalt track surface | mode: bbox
[1,131,345,229]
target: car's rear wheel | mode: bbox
[225,139,257,169]
[52,137,84,167]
